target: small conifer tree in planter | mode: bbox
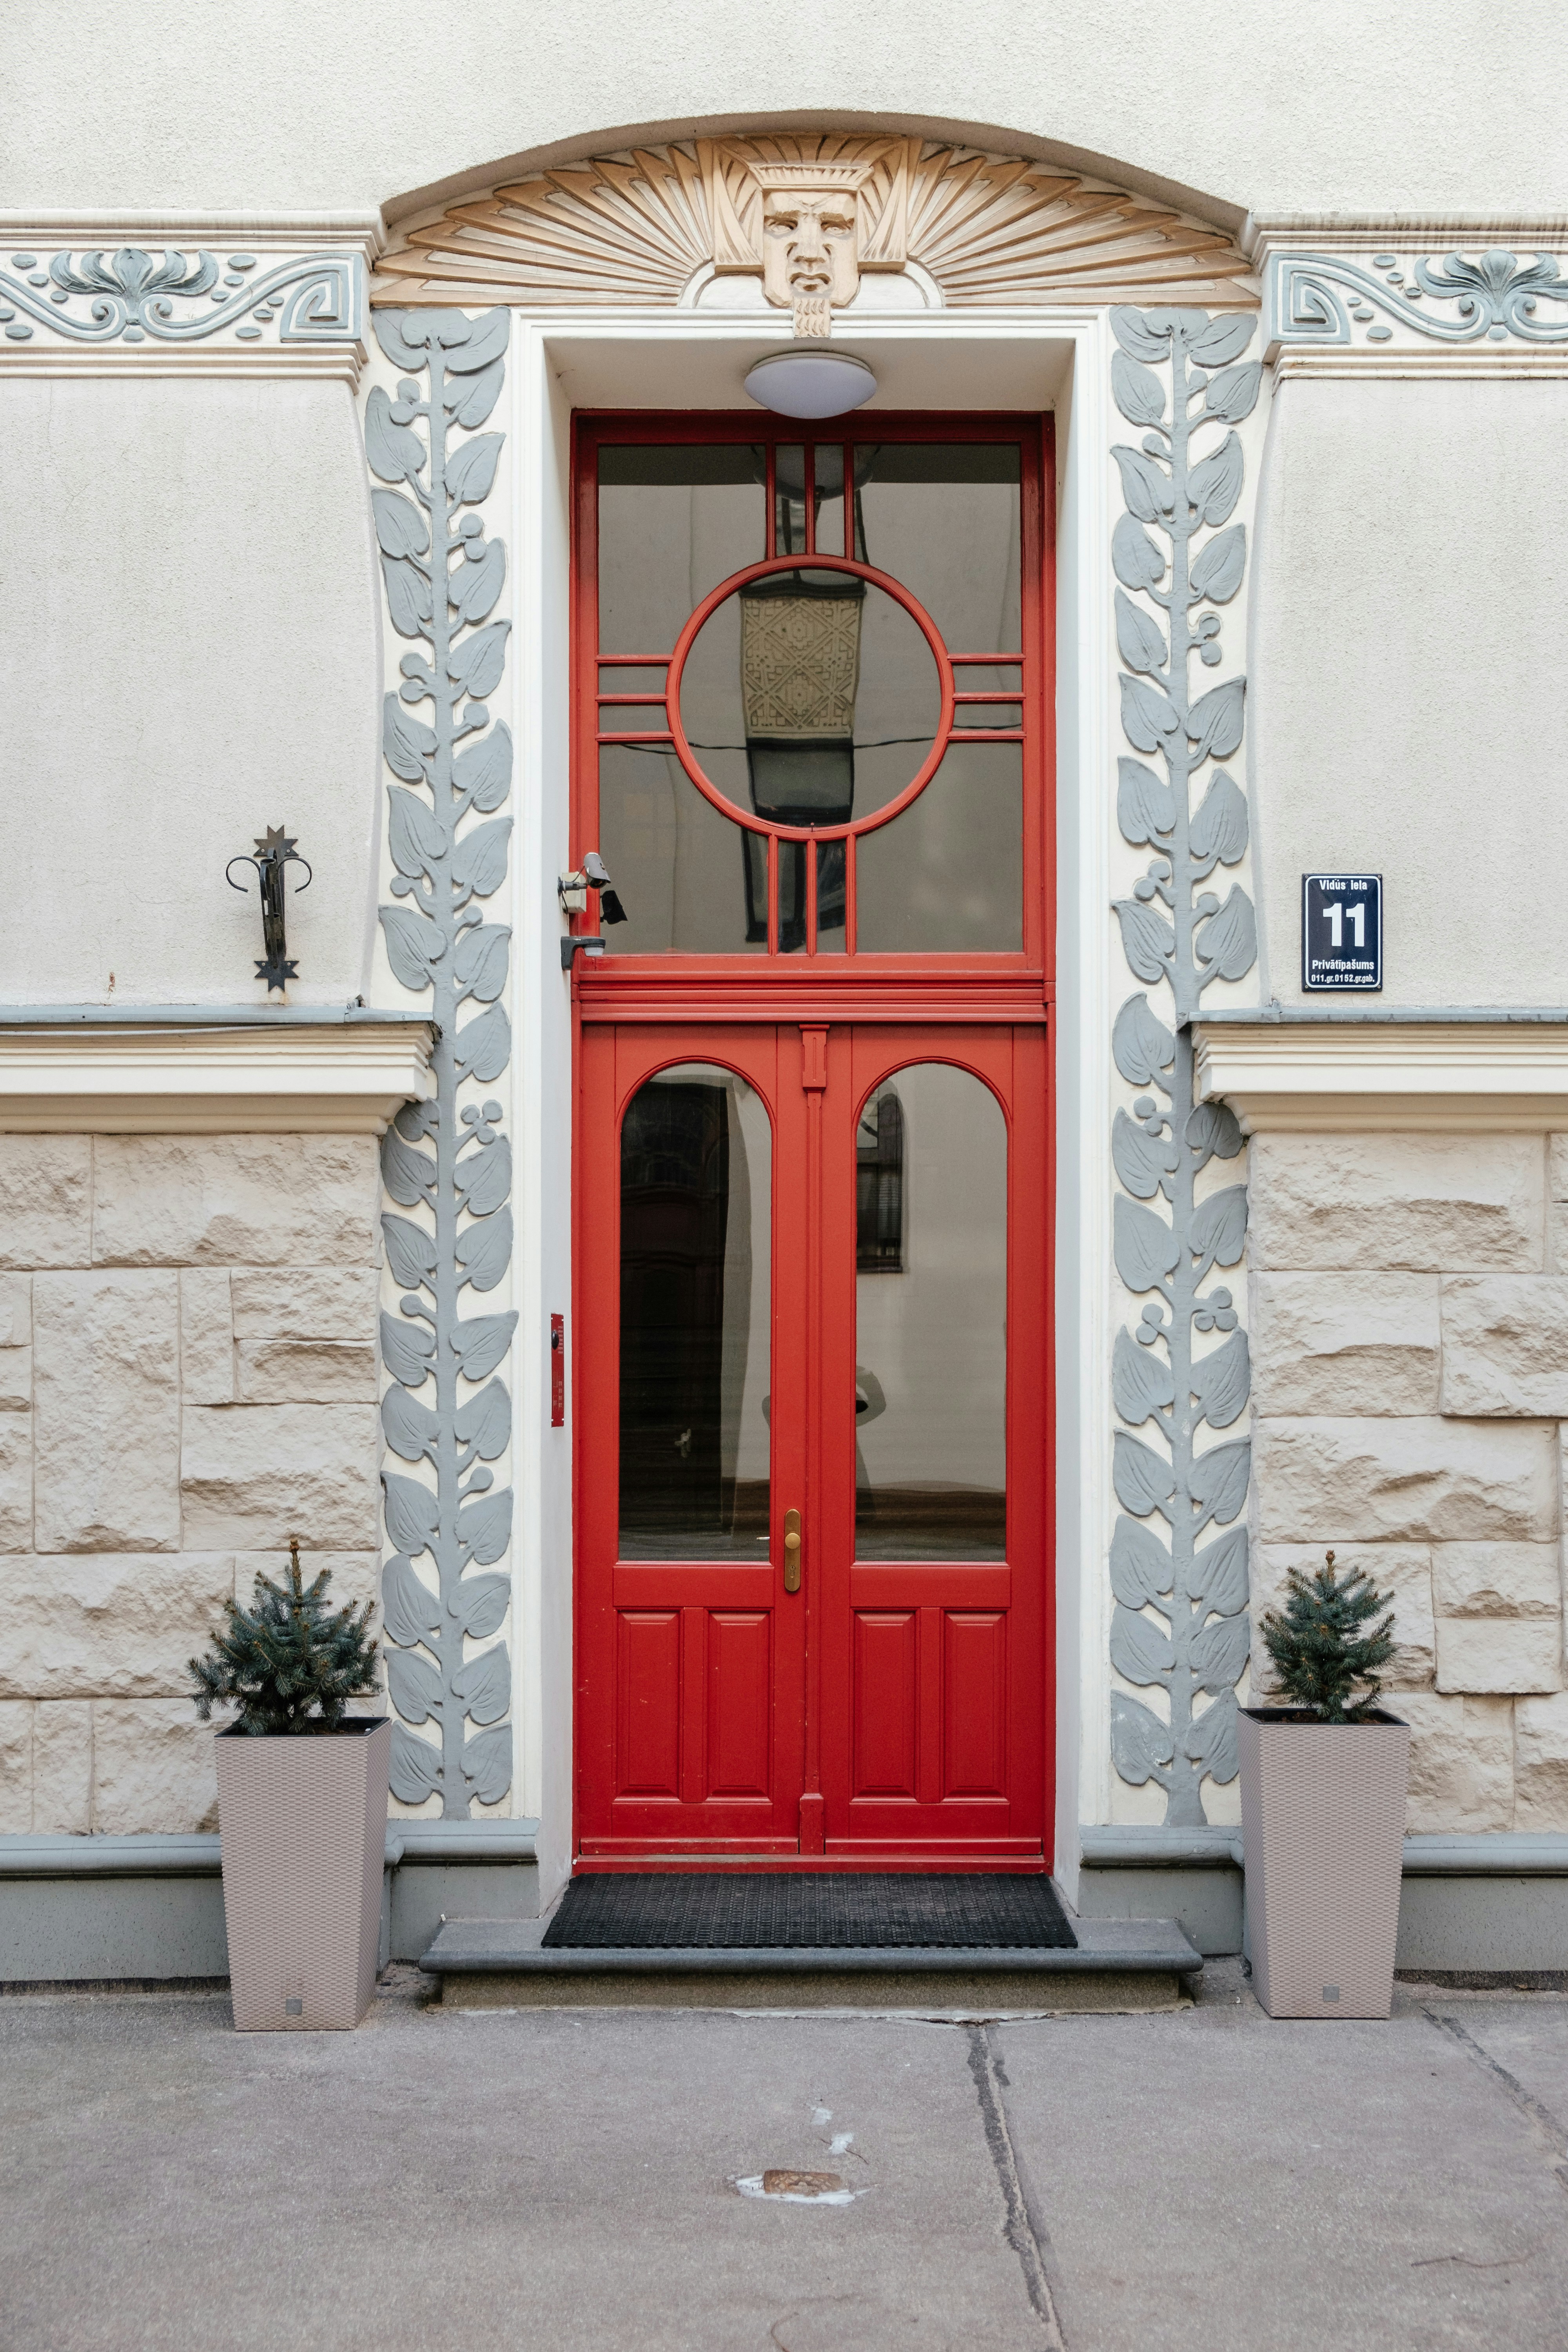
[1240,1552,1410,2020]
[190,1543,390,2033]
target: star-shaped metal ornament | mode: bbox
[227,824,312,996]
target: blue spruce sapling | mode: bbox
[1258,1550,1397,1724]
[190,1539,379,1735]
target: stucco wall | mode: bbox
[1249,377,1568,1008]
[0,377,380,1007]
[2,0,1558,221]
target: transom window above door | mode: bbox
[574,417,1049,964]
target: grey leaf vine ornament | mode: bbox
[367,306,517,1817]
[1107,304,1259,1827]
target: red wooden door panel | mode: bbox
[575,1019,1050,1863]
[816,1026,1048,1856]
[577,1024,808,1852]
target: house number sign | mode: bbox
[1302,873,1382,991]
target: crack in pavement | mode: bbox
[964,2025,1069,2345]
[1423,2007,1568,2198]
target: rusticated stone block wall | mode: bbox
[0,1135,382,1836]
[1248,1132,1568,1832]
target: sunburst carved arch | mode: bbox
[373,134,1255,321]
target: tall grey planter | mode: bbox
[1238,1708,1409,2019]
[216,1718,391,2032]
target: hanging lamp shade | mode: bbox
[742,348,877,419]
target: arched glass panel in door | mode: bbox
[618,1063,772,1560]
[852,1063,1007,1560]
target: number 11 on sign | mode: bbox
[1302,873,1382,991]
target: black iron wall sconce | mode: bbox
[227,827,312,993]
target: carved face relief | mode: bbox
[760,187,861,315]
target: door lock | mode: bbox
[782,1508,802,1594]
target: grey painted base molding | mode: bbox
[1077,1827,1568,1970]
[5,1826,1565,1982]
[0,1822,539,1983]
[423,1915,1201,2013]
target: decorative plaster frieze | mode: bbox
[365,306,517,1820]
[374,136,1255,322]
[1107,306,1261,1827]
[1196,1016,1568,1131]
[0,1017,432,1132]
[1247,216,1568,376]
[0,213,380,381]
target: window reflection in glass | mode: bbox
[854,1065,1006,1560]
[598,445,764,655]
[598,748,764,956]
[619,1066,772,1558]
[595,438,1026,960]
[856,743,1023,953]
[857,1087,904,1271]
[857,443,1021,652]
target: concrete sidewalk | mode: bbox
[2,1965,1566,2351]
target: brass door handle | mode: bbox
[783,1508,802,1594]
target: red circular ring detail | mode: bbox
[663,554,956,842]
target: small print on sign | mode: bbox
[1302,873,1382,991]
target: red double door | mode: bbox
[575,1018,1050,1862]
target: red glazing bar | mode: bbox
[844,829,857,956]
[805,833,818,956]
[766,832,779,955]
[596,731,675,745]
[803,443,815,557]
[598,693,674,706]
[596,654,672,667]
[765,445,777,559]
[953,690,1026,704]
[948,652,1022,665]
[949,729,1025,743]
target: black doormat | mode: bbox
[543,1873,1076,1951]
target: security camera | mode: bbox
[582,850,627,925]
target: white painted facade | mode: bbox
[3,0,1568,1968]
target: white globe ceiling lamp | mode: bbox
[743,347,877,419]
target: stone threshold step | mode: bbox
[421,1915,1201,2011]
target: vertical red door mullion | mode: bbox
[1007,1023,1049,1846]
[572,419,599,869]
[574,1027,621,1830]
[1019,424,1053,978]
[773,1027,813,1844]
[816,1025,858,1844]
[795,1023,833,1854]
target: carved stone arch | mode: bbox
[373,132,1256,332]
